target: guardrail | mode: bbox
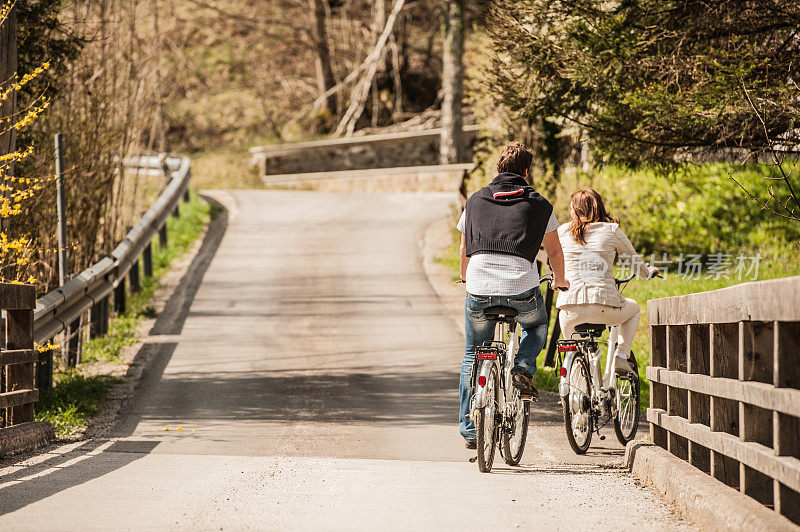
[646,275,800,525]
[33,154,191,375]
[0,283,36,428]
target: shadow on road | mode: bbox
[0,197,231,515]
[106,195,229,439]
[0,440,158,516]
[112,366,460,427]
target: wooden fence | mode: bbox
[0,283,36,428]
[647,275,800,525]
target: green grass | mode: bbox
[35,375,122,436]
[191,148,263,190]
[35,192,214,435]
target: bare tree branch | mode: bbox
[334,0,406,136]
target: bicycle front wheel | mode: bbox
[614,354,640,445]
[475,364,498,473]
[501,389,529,466]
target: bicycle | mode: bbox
[556,272,645,454]
[468,275,558,472]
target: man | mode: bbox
[457,141,569,449]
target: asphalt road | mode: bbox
[0,190,692,530]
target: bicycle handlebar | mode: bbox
[539,274,567,291]
[615,272,636,286]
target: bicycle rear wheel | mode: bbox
[563,357,592,454]
[614,353,640,445]
[475,365,498,473]
[501,390,529,466]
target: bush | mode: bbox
[547,163,800,260]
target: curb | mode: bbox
[0,422,55,456]
[85,192,231,439]
[625,441,798,530]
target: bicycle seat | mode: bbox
[484,306,518,321]
[574,323,605,337]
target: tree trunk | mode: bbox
[0,5,17,163]
[440,0,464,164]
[308,0,338,118]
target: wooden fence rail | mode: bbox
[0,283,36,428]
[647,275,800,525]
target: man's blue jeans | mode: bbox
[459,286,549,442]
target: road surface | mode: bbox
[0,190,692,530]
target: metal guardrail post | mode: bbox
[114,278,126,315]
[158,224,168,248]
[89,300,104,339]
[183,188,190,203]
[101,296,110,334]
[36,346,54,392]
[143,242,153,278]
[130,257,141,294]
[66,317,81,366]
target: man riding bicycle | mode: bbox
[457,141,569,449]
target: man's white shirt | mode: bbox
[457,210,558,296]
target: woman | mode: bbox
[556,189,658,374]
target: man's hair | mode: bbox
[497,141,533,176]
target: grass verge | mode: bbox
[35,192,214,437]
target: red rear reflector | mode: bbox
[476,352,497,360]
[558,345,578,352]
[560,367,567,377]
[478,375,486,387]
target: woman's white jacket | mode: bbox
[556,222,654,309]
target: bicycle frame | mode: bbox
[559,323,621,395]
[557,274,636,402]
[471,321,519,417]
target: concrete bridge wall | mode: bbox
[249,126,480,176]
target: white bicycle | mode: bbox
[556,273,643,453]
[469,307,532,472]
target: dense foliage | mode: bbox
[486,0,800,163]
[549,163,800,258]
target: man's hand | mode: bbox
[553,277,570,291]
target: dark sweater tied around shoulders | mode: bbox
[464,172,553,262]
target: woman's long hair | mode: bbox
[569,188,613,245]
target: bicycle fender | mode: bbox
[472,360,494,410]
[559,351,576,397]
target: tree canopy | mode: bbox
[486,0,800,163]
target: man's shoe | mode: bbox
[511,367,539,399]
[615,354,636,375]
[465,440,477,450]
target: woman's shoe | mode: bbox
[615,354,636,375]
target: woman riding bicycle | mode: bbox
[556,189,659,374]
